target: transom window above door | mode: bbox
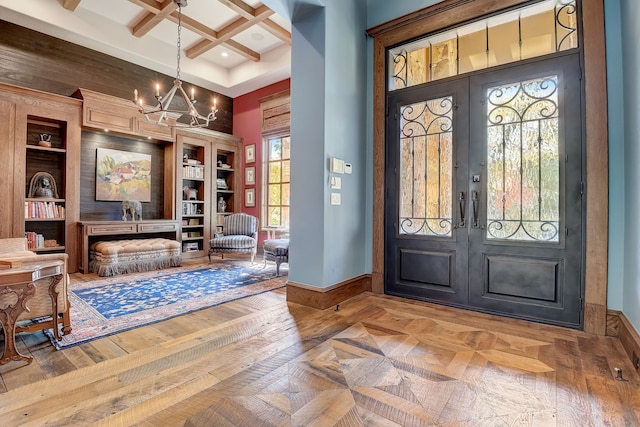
[388,0,578,91]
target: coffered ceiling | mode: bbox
[0,0,292,97]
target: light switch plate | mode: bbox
[331,176,342,189]
[331,192,341,205]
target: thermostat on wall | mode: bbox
[330,157,345,174]
[344,163,352,174]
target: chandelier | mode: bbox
[134,0,217,128]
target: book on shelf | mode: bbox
[182,165,204,179]
[25,201,64,219]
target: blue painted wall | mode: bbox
[266,0,368,287]
[619,0,640,331]
[366,0,442,28]
[605,0,625,312]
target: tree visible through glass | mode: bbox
[485,75,560,242]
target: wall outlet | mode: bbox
[633,352,639,370]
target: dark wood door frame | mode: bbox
[368,0,608,335]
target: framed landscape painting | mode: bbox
[95,148,151,201]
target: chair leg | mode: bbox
[275,260,280,276]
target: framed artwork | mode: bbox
[245,166,255,185]
[245,188,255,207]
[95,147,151,201]
[245,144,255,163]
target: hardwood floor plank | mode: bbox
[0,267,638,426]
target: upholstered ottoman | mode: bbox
[90,238,182,277]
[263,239,289,276]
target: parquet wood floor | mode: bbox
[0,262,639,426]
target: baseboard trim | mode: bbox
[286,274,372,310]
[607,309,640,368]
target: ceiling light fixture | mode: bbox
[134,0,217,128]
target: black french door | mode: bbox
[385,54,584,328]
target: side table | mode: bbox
[0,260,64,365]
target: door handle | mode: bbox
[459,191,466,227]
[472,190,479,228]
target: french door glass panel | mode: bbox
[485,75,560,242]
[399,96,454,236]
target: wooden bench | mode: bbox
[90,238,181,277]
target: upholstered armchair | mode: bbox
[0,237,71,337]
[208,213,258,263]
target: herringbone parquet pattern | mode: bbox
[0,272,638,426]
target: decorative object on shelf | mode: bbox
[217,196,226,213]
[245,188,255,207]
[44,239,58,248]
[133,0,217,128]
[28,171,59,198]
[245,144,255,163]
[38,133,52,148]
[96,148,151,202]
[183,186,198,200]
[217,160,231,169]
[245,166,255,185]
[121,200,142,221]
[216,178,228,190]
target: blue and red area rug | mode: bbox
[45,261,287,349]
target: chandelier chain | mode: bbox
[176,6,182,81]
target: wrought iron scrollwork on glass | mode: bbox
[556,1,578,52]
[485,76,560,243]
[399,96,454,237]
[392,50,408,90]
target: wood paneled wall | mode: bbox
[0,19,232,134]
[79,131,168,221]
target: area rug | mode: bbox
[44,261,287,349]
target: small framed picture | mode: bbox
[245,144,255,163]
[245,166,255,185]
[245,188,255,207]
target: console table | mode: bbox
[0,260,63,365]
[79,220,180,273]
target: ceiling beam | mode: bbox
[165,12,260,62]
[258,19,291,45]
[61,0,82,11]
[129,0,178,37]
[218,0,291,45]
[185,3,274,59]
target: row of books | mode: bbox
[25,201,65,219]
[25,231,57,249]
[183,165,204,179]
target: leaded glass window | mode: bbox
[399,96,453,236]
[485,75,560,242]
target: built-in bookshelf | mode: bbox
[175,129,241,258]
[215,148,236,231]
[178,135,209,257]
[24,117,68,252]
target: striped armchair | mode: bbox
[208,213,258,263]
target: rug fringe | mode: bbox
[90,256,183,277]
